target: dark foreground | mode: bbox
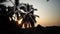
[0,16,60,34]
[0,25,60,34]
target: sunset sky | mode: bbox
[19,0,60,27]
[1,0,60,27]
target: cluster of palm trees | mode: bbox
[0,0,40,28]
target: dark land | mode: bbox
[0,16,60,34]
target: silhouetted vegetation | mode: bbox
[0,8,60,34]
[0,21,60,34]
[0,0,60,34]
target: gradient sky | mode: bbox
[2,0,60,27]
[19,0,60,27]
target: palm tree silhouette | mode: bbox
[16,3,39,28]
[0,0,39,28]
[10,0,39,28]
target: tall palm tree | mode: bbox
[16,3,39,28]
[5,0,39,28]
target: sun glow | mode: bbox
[18,19,23,24]
[12,14,23,25]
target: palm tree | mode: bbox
[5,0,39,28]
[16,3,39,28]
